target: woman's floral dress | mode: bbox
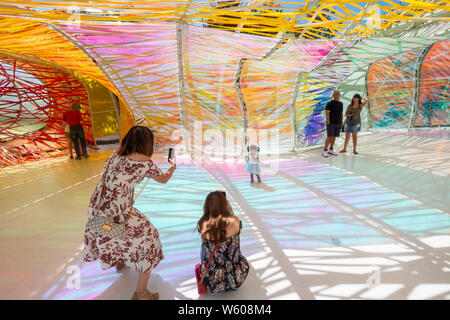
[200,221,250,294]
[83,151,164,273]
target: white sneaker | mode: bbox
[328,149,338,156]
[322,150,329,157]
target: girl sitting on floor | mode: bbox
[197,191,250,294]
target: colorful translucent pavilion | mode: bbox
[0,1,448,165]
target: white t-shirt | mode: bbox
[248,154,259,164]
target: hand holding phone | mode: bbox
[168,148,176,168]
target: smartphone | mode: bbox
[168,148,174,162]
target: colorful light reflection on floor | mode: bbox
[4,133,449,300]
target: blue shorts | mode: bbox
[326,123,341,137]
[343,121,361,133]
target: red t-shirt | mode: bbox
[63,110,82,126]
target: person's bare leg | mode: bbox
[340,133,350,152]
[250,174,254,183]
[133,271,158,300]
[256,175,261,183]
[324,137,330,150]
[67,137,73,158]
[352,132,358,154]
[329,137,336,150]
[136,271,150,293]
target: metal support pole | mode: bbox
[233,37,288,154]
[109,91,121,135]
[289,39,351,149]
[365,62,374,129]
[261,36,288,60]
[289,71,303,150]
[409,43,434,129]
[176,21,190,153]
[234,58,248,155]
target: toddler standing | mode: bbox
[245,145,261,183]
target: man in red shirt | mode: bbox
[63,102,89,159]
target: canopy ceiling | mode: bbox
[0,1,448,154]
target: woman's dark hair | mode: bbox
[348,94,362,108]
[197,191,232,242]
[71,102,81,110]
[118,125,154,157]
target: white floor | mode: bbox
[0,132,449,300]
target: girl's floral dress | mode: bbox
[83,151,164,273]
[200,221,250,294]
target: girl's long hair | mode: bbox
[348,93,362,109]
[197,191,232,242]
[118,125,154,157]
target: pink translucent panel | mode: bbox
[60,23,182,145]
[182,25,279,144]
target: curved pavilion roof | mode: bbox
[0,1,448,150]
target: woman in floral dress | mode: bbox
[197,191,250,294]
[83,126,176,300]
